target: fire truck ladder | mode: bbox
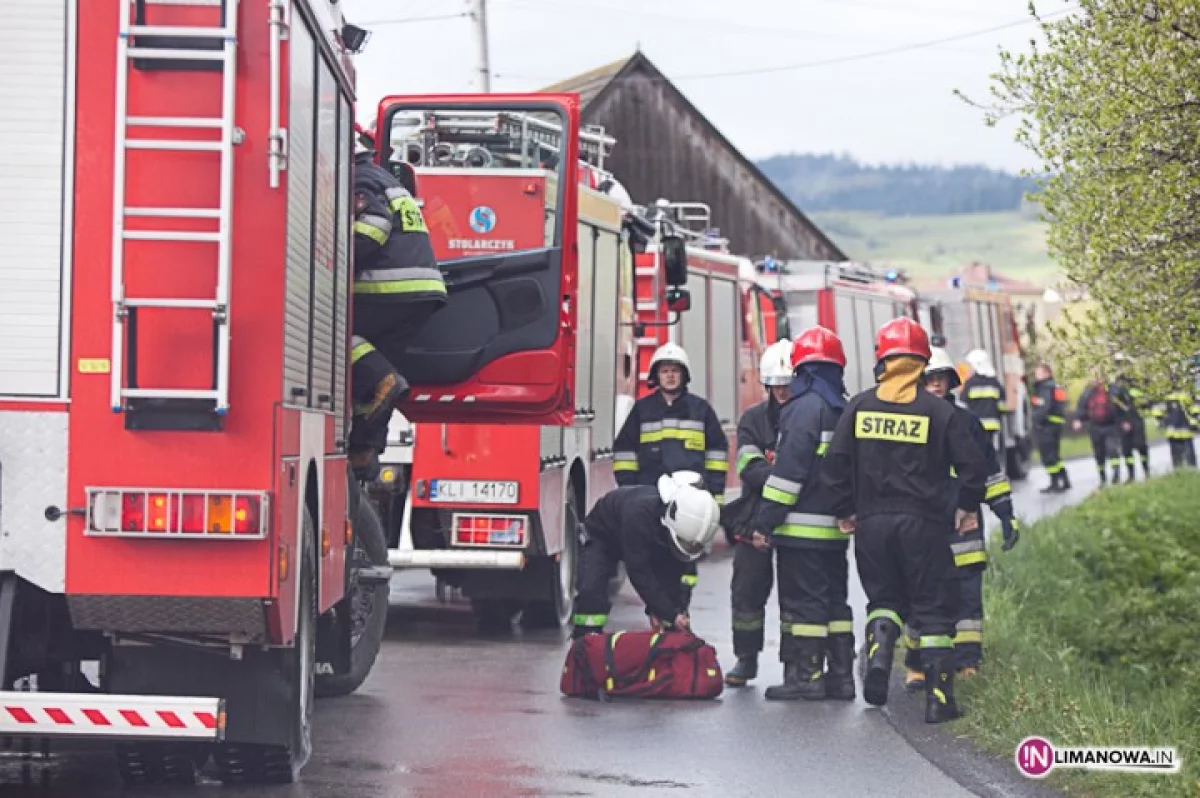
[110,0,239,432]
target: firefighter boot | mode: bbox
[1060,469,1072,490]
[824,634,856,701]
[358,372,409,428]
[863,617,900,707]
[725,656,758,687]
[764,638,826,701]
[923,649,962,724]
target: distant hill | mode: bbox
[757,152,1039,216]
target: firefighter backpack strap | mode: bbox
[603,631,667,695]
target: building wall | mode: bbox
[584,70,841,261]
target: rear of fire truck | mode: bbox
[0,0,391,785]
[365,97,630,627]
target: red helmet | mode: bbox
[875,317,931,362]
[791,326,847,369]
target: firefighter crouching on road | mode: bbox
[750,327,855,702]
[1032,362,1071,493]
[570,472,720,638]
[723,341,793,687]
[904,347,1019,689]
[1155,388,1199,469]
[824,318,989,724]
[1073,369,1127,485]
[962,349,1007,456]
[1112,357,1150,480]
[613,343,730,501]
[349,124,446,480]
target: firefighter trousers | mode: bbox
[571,537,693,636]
[1169,438,1197,469]
[1088,423,1123,481]
[349,299,441,453]
[1036,424,1064,479]
[855,513,958,652]
[730,541,773,657]
[776,545,852,663]
[954,568,983,669]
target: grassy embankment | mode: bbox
[960,471,1200,796]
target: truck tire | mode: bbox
[215,511,316,785]
[608,562,627,601]
[315,496,390,698]
[523,494,579,629]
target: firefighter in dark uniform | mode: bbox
[350,124,446,479]
[570,473,720,638]
[724,341,793,687]
[1112,357,1150,480]
[824,318,989,723]
[1032,361,1071,493]
[1073,369,1127,484]
[613,343,730,501]
[963,349,1007,456]
[751,326,854,702]
[1155,389,1199,469]
[902,347,1020,688]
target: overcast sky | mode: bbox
[342,0,1066,173]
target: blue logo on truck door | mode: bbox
[469,206,496,234]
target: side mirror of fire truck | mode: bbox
[662,235,688,286]
[666,287,691,314]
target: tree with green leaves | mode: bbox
[970,0,1200,393]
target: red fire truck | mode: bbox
[0,0,486,786]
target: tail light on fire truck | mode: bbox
[86,489,268,538]
[451,514,527,548]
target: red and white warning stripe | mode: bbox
[0,691,223,740]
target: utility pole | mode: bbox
[469,0,492,93]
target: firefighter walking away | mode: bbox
[962,349,1006,454]
[1155,387,1199,469]
[905,346,1020,689]
[349,124,446,480]
[1032,361,1071,493]
[723,340,793,687]
[751,327,854,702]
[1112,356,1150,481]
[824,318,989,723]
[571,472,720,638]
[613,344,730,501]
[1073,369,1127,484]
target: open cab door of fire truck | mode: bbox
[372,94,582,426]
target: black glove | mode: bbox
[1001,517,1020,552]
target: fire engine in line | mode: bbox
[0,0,588,786]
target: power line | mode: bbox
[353,12,468,27]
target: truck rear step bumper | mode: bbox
[0,692,223,741]
[389,484,524,570]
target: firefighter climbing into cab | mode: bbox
[962,349,1007,455]
[824,318,989,724]
[614,344,730,501]
[570,473,721,638]
[348,123,446,479]
[1032,361,1071,493]
[902,346,1020,690]
[748,327,855,702]
[722,340,793,687]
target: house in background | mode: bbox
[540,52,844,262]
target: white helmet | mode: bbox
[965,349,996,378]
[660,483,720,562]
[760,340,793,386]
[656,471,705,503]
[648,343,691,387]
[924,346,961,390]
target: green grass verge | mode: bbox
[959,471,1200,796]
[809,209,1056,284]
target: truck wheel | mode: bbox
[471,599,521,629]
[608,562,627,601]
[116,742,201,786]
[215,511,316,785]
[315,495,390,698]
[523,494,579,629]
[1006,446,1028,481]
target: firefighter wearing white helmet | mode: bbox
[962,348,1007,457]
[907,346,1020,689]
[721,340,794,686]
[570,473,720,638]
[613,342,729,502]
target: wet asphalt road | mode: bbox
[0,447,1174,797]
